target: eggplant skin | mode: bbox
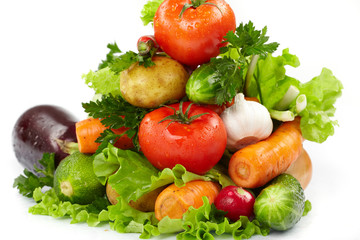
[12,105,78,173]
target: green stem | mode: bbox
[245,54,259,97]
[179,0,222,18]
[275,85,300,110]
[296,94,307,113]
[269,110,295,122]
[55,139,79,155]
[158,102,208,126]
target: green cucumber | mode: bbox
[186,63,222,104]
[254,174,311,231]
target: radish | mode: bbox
[214,185,255,221]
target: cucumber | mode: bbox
[253,174,311,231]
[186,63,221,104]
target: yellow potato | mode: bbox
[120,56,189,108]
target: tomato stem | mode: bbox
[158,102,208,126]
[179,0,223,18]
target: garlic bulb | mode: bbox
[220,93,273,151]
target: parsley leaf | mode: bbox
[82,95,152,151]
[13,153,55,198]
[202,21,279,105]
[210,58,243,104]
[222,21,279,59]
[98,43,156,75]
[98,42,122,70]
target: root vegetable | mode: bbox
[228,118,303,188]
[75,117,133,154]
[120,56,189,108]
[154,180,220,221]
[214,185,255,221]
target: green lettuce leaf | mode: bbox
[140,0,164,26]
[247,49,343,143]
[29,188,110,227]
[298,68,343,142]
[82,67,121,96]
[154,197,270,240]
[93,144,212,202]
[108,196,159,236]
[247,48,300,109]
[107,196,269,239]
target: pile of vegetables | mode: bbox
[12,0,343,239]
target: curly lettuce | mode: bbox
[246,49,343,143]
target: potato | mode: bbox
[106,182,166,212]
[120,56,189,108]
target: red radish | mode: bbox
[214,185,255,221]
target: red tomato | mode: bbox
[154,0,236,67]
[138,102,227,175]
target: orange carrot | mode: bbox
[228,117,304,188]
[75,117,133,153]
[285,148,312,189]
[154,180,220,221]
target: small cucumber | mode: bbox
[186,63,222,104]
[254,173,310,231]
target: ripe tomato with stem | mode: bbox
[154,0,236,67]
[138,102,227,175]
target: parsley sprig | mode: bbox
[13,153,55,198]
[82,95,153,152]
[208,21,279,105]
[222,21,280,60]
[98,42,155,74]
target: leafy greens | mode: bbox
[246,49,343,143]
[82,94,152,151]
[13,153,55,198]
[93,144,269,239]
[14,145,269,240]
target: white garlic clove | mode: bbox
[220,93,273,152]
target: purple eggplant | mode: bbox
[12,105,78,173]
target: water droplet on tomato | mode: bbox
[172,3,178,12]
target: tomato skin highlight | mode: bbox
[138,102,227,175]
[154,0,236,66]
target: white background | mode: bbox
[1,0,360,239]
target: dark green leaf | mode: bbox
[223,21,279,58]
[13,153,55,198]
[82,95,152,150]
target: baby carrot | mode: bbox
[228,118,303,188]
[154,180,220,221]
[75,117,133,153]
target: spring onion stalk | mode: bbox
[270,109,295,122]
[245,55,260,96]
[296,94,307,113]
[275,85,300,110]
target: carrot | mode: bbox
[75,117,133,153]
[228,117,304,188]
[154,180,221,221]
[285,148,313,189]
